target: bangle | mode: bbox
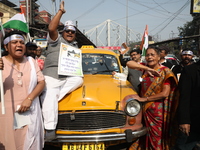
[59,9,65,14]
[146,97,149,101]
[27,97,33,101]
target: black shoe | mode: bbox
[45,130,56,141]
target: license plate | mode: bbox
[62,143,105,150]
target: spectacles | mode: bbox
[17,72,23,86]
[65,30,76,34]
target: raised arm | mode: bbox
[126,60,160,77]
[126,60,147,70]
[48,1,66,41]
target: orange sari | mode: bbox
[130,65,178,150]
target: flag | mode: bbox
[2,13,29,33]
[140,25,148,56]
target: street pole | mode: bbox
[107,19,111,46]
[126,0,128,44]
[26,0,29,24]
[52,0,56,16]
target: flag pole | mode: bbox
[0,13,5,114]
[25,0,31,41]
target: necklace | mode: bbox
[5,56,26,87]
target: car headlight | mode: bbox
[125,99,141,117]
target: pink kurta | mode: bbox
[0,56,44,150]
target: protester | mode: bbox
[118,43,130,68]
[26,42,44,71]
[129,48,142,63]
[0,30,45,150]
[127,46,178,150]
[126,49,143,93]
[159,46,174,69]
[26,42,38,59]
[174,55,200,150]
[172,49,194,80]
[41,1,83,140]
[36,46,44,71]
[36,46,42,58]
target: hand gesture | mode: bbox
[146,68,160,77]
[60,1,66,13]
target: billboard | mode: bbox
[191,0,200,14]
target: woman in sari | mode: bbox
[126,46,178,150]
[0,30,45,150]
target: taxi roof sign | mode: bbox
[81,45,94,49]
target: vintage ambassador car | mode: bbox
[45,46,147,150]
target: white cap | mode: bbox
[63,20,76,31]
[64,20,74,26]
[64,25,76,31]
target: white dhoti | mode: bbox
[41,76,83,129]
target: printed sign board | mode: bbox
[58,43,83,77]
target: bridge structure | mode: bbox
[84,19,142,47]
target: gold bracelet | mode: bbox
[27,97,33,101]
[146,97,149,101]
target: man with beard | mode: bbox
[26,42,38,58]
[172,49,194,80]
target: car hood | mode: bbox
[58,74,137,111]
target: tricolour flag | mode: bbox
[2,13,29,33]
[140,25,148,56]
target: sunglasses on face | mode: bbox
[65,30,76,34]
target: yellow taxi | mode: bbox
[46,46,147,150]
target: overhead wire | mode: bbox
[37,0,53,15]
[73,0,105,21]
[128,0,189,22]
[114,0,189,23]
[153,0,190,36]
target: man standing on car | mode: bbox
[41,1,83,140]
[172,49,194,80]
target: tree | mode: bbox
[178,15,200,36]
[178,15,200,52]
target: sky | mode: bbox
[11,0,193,45]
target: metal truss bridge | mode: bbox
[84,19,142,47]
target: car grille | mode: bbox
[57,111,126,131]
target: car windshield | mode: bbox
[82,53,120,75]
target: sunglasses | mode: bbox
[65,30,76,34]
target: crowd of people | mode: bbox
[0,0,199,150]
[117,45,199,150]
[0,1,83,149]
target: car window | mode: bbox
[167,58,179,65]
[82,53,120,74]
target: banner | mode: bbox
[191,0,200,14]
[58,43,83,77]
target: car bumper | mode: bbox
[52,127,147,143]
